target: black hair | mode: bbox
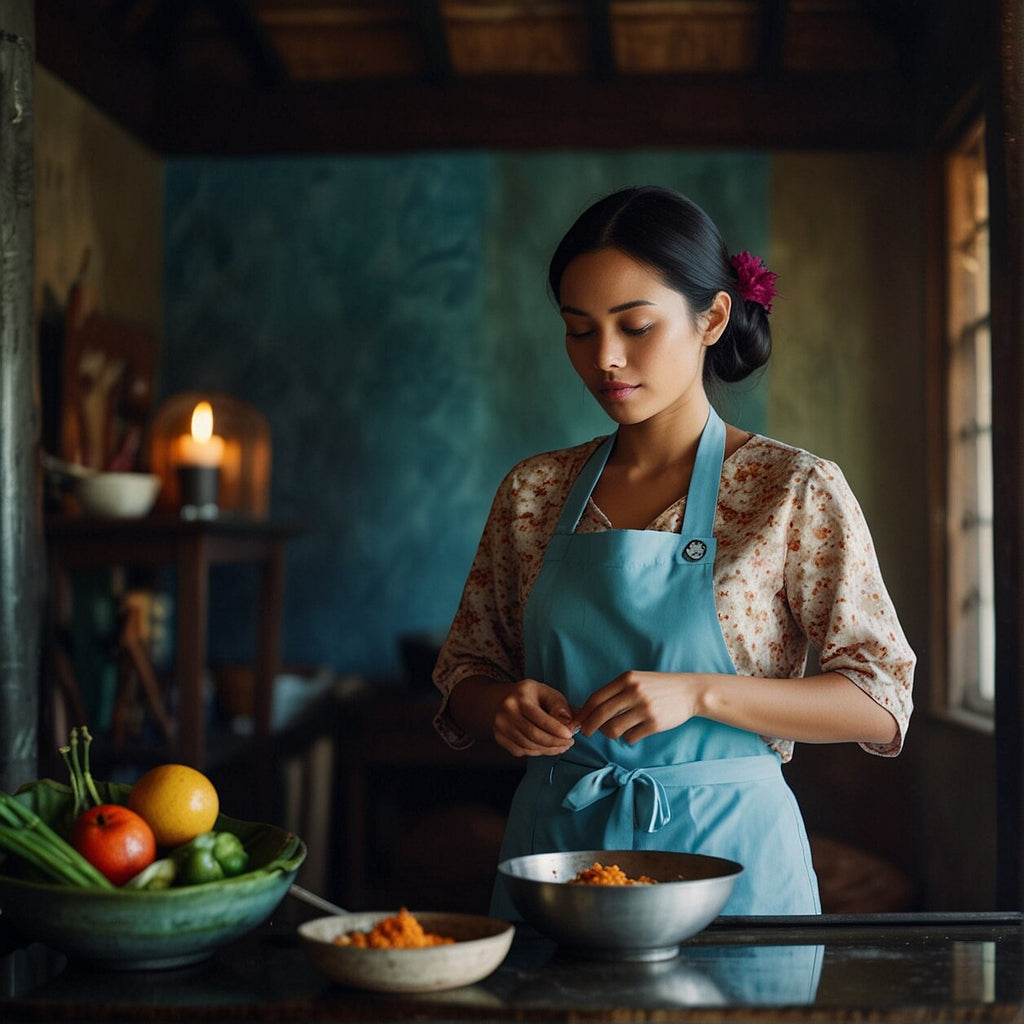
[548,185,772,385]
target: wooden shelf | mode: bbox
[43,514,302,791]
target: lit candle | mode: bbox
[170,401,225,468]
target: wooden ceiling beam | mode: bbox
[585,0,616,81]
[758,0,788,78]
[146,72,920,156]
[102,0,157,32]
[207,0,289,86]
[134,0,200,67]
[35,0,161,148]
[413,0,453,82]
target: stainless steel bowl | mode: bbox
[498,850,742,961]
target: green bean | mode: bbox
[0,792,114,889]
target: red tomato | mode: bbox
[72,804,157,886]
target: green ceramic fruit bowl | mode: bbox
[0,779,306,970]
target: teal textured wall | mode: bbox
[163,151,770,679]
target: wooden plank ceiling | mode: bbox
[35,0,969,155]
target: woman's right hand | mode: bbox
[493,679,576,757]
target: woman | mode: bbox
[432,185,915,917]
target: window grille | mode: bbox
[944,117,995,718]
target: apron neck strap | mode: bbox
[555,405,727,538]
[680,404,726,539]
[556,435,615,535]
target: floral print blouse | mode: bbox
[432,432,915,761]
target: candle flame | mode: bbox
[190,401,214,444]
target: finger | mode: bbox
[496,683,576,754]
[597,709,643,741]
[573,675,633,731]
[498,731,575,757]
[552,701,584,736]
[618,722,654,744]
[567,709,583,736]
[549,704,573,727]
[521,702,574,740]
[499,716,576,753]
[578,694,636,737]
[575,679,621,716]
[604,712,652,743]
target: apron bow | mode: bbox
[560,762,671,833]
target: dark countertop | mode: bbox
[2,907,1023,1023]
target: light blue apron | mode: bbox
[492,407,820,918]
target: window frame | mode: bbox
[929,111,996,732]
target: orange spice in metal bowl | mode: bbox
[568,862,658,886]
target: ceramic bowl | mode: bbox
[74,471,162,518]
[0,780,306,969]
[498,849,742,961]
[299,911,515,992]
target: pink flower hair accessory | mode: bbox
[730,251,779,313]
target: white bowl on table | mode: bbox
[299,911,515,992]
[74,471,162,518]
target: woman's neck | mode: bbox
[591,399,711,529]
[592,399,753,530]
[609,398,712,474]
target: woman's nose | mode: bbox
[594,331,626,369]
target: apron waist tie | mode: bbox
[555,751,782,834]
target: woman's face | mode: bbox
[558,247,727,427]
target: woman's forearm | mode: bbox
[696,671,899,746]
[447,675,515,739]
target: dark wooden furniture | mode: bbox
[331,692,522,912]
[44,514,300,770]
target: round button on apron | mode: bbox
[682,539,707,562]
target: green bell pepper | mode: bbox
[174,830,250,885]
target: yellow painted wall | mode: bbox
[769,153,928,671]
[33,66,162,338]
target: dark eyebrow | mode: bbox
[559,300,656,316]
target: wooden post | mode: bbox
[988,0,1024,910]
[0,0,40,791]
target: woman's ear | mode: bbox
[702,291,732,346]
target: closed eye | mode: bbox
[564,323,653,339]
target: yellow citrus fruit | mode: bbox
[127,763,220,848]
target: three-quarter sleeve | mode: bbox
[781,457,916,756]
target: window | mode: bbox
[943,116,994,721]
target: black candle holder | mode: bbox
[177,464,220,520]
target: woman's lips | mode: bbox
[599,382,639,401]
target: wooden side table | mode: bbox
[44,514,300,770]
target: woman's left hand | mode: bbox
[574,671,698,744]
